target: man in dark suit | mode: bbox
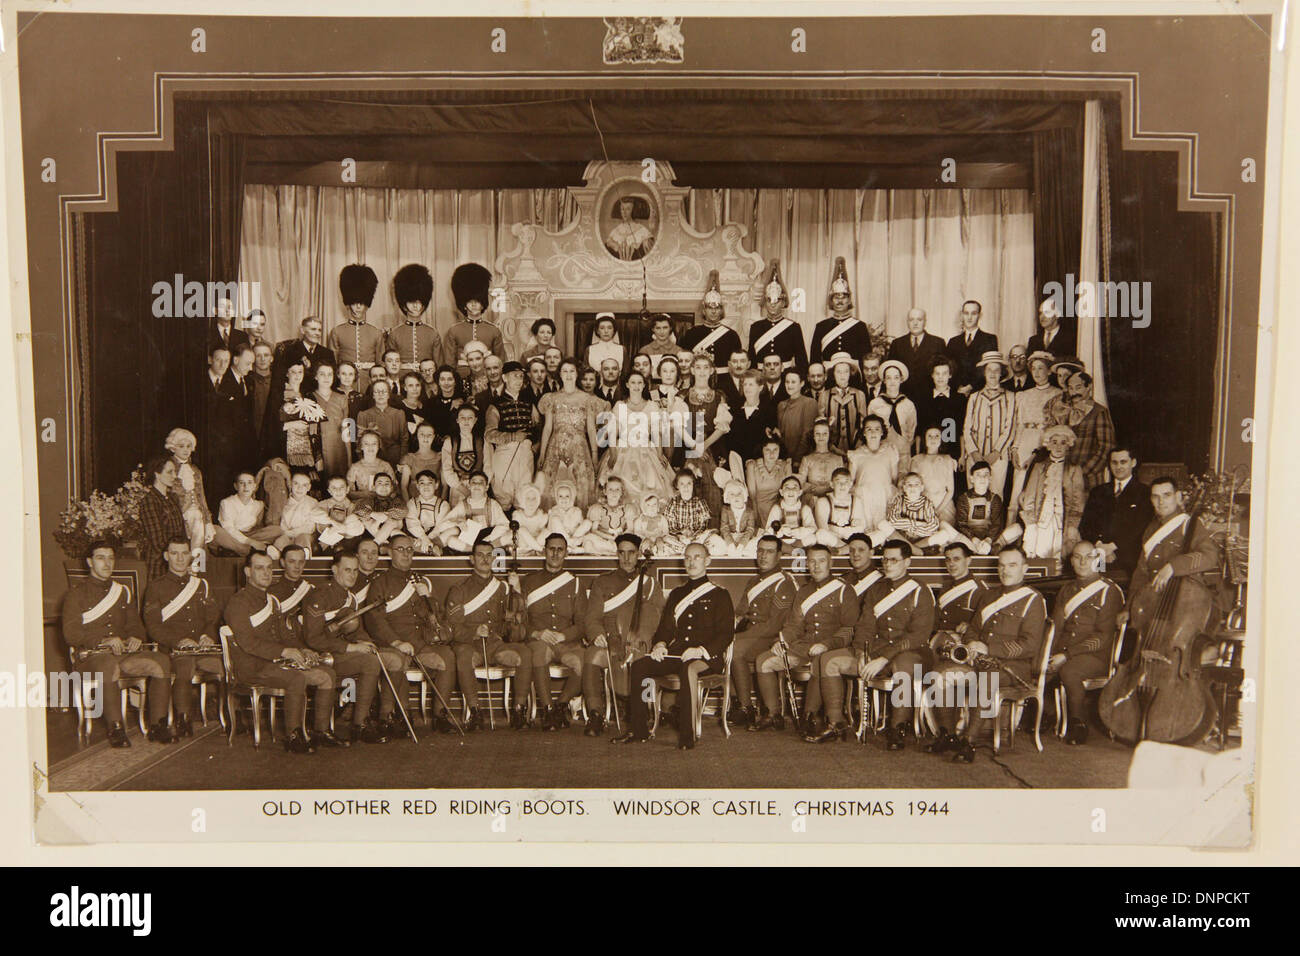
[594,358,627,407]
[1004,345,1033,392]
[886,307,947,400]
[220,344,257,473]
[758,353,789,405]
[716,349,753,409]
[209,297,250,358]
[945,299,999,394]
[1027,297,1077,359]
[273,315,337,386]
[1078,447,1153,585]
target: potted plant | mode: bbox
[53,467,150,562]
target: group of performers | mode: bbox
[62,466,1222,755]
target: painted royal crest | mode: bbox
[602,17,684,65]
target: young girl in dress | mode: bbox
[596,370,676,510]
[884,472,955,552]
[346,430,398,504]
[847,415,900,538]
[633,493,670,554]
[718,480,758,557]
[767,474,818,549]
[663,468,723,555]
[537,360,600,510]
[797,419,845,506]
[358,472,405,547]
[583,476,639,555]
[399,423,442,501]
[317,475,366,549]
[683,353,731,520]
[909,425,958,524]
[815,467,868,550]
[440,471,509,553]
[510,482,550,555]
[546,479,592,550]
[405,470,448,555]
[745,437,791,527]
[442,403,487,506]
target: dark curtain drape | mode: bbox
[210,131,246,285]
[82,99,214,491]
[1103,108,1220,471]
[1031,111,1084,346]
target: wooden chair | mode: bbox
[992,623,1056,753]
[528,664,589,723]
[1053,622,1127,738]
[649,644,734,739]
[67,647,149,745]
[458,665,517,727]
[218,626,300,747]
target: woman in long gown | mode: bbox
[682,353,731,521]
[867,360,917,473]
[537,359,600,510]
[278,363,326,487]
[650,355,688,470]
[847,414,899,534]
[596,369,676,512]
[312,363,350,481]
[1006,351,1063,525]
[426,365,466,447]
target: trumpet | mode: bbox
[273,651,335,671]
[936,636,981,666]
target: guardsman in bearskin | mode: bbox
[756,543,859,736]
[223,551,344,753]
[732,534,798,731]
[142,536,221,738]
[614,543,735,750]
[841,532,882,602]
[679,269,743,377]
[515,533,588,730]
[581,533,664,737]
[747,259,808,374]
[933,541,987,635]
[386,263,444,377]
[445,263,506,376]
[809,257,872,367]
[813,539,936,746]
[62,539,176,747]
[329,264,386,390]
[483,360,538,511]
[446,533,533,730]
[303,551,391,744]
[1050,541,1124,745]
[928,545,1047,763]
[362,534,459,735]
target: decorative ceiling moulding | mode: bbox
[493,161,765,345]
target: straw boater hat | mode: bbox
[827,256,852,307]
[1050,355,1085,375]
[827,351,857,374]
[339,264,379,307]
[974,350,1007,373]
[879,359,910,383]
[763,259,789,308]
[1027,350,1055,369]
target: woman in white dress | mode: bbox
[1006,350,1063,525]
[585,313,627,378]
[867,359,917,473]
[649,355,689,470]
[596,370,676,509]
[846,415,900,536]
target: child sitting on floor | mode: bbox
[718,479,758,557]
[317,475,366,548]
[440,471,510,553]
[546,480,592,551]
[510,483,549,555]
[271,471,324,557]
[404,470,448,555]
[632,493,669,554]
[885,471,957,551]
[765,474,818,549]
[357,472,406,547]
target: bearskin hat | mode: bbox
[451,262,492,317]
[392,263,434,312]
[339,264,379,308]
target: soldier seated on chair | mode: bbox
[732,535,798,731]
[362,534,459,735]
[755,543,859,737]
[926,545,1047,764]
[614,542,735,750]
[1048,541,1124,746]
[515,533,588,731]
[143,535,222,739]
[62,538,176,747]
[446,532,533,731]
[223,550,348,754]
[812,539,936,747]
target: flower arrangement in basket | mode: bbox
[1185,469,1251,536]
[53,466,151,560]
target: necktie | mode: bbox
[1115,482,1122,497]
[913,336,921,349]
[966,333,973,347]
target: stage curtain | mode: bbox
[1078,99,1109,405]
[237,187,578,344]
[686,188,1035,349]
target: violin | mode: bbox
[1098,492,1218,746]
[505,520,528,643]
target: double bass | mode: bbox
[1099,492,1218,745]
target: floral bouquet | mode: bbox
[53,467,150,560]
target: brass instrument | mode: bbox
[171,644,223,658]
[273,651,335,671]
[78,640,158,661]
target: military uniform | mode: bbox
[385,320,443,372]
[445,572,532,720]
[361,566,458,728]
[731,567,798,716]
[302,579,385,736]
[61,576,173,732]
[222,584,335,736]
[1051,575,1123,721]
[820,574,936,730]
[933,574,987,634]
[445,319,506,373]
[328,319,386,389]
[581,568,664,716]
[142,570,221,727]
[965,582,1048,689]
[841,565,883,604]
[623,576,735,744]
[680,323,742,376]
[1130,511,1222,611]
[520,567,588,725]
[747,316,808,373]
[756,575,859,723]
[809,315,872,368]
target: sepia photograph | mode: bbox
[3,2,1279,850]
